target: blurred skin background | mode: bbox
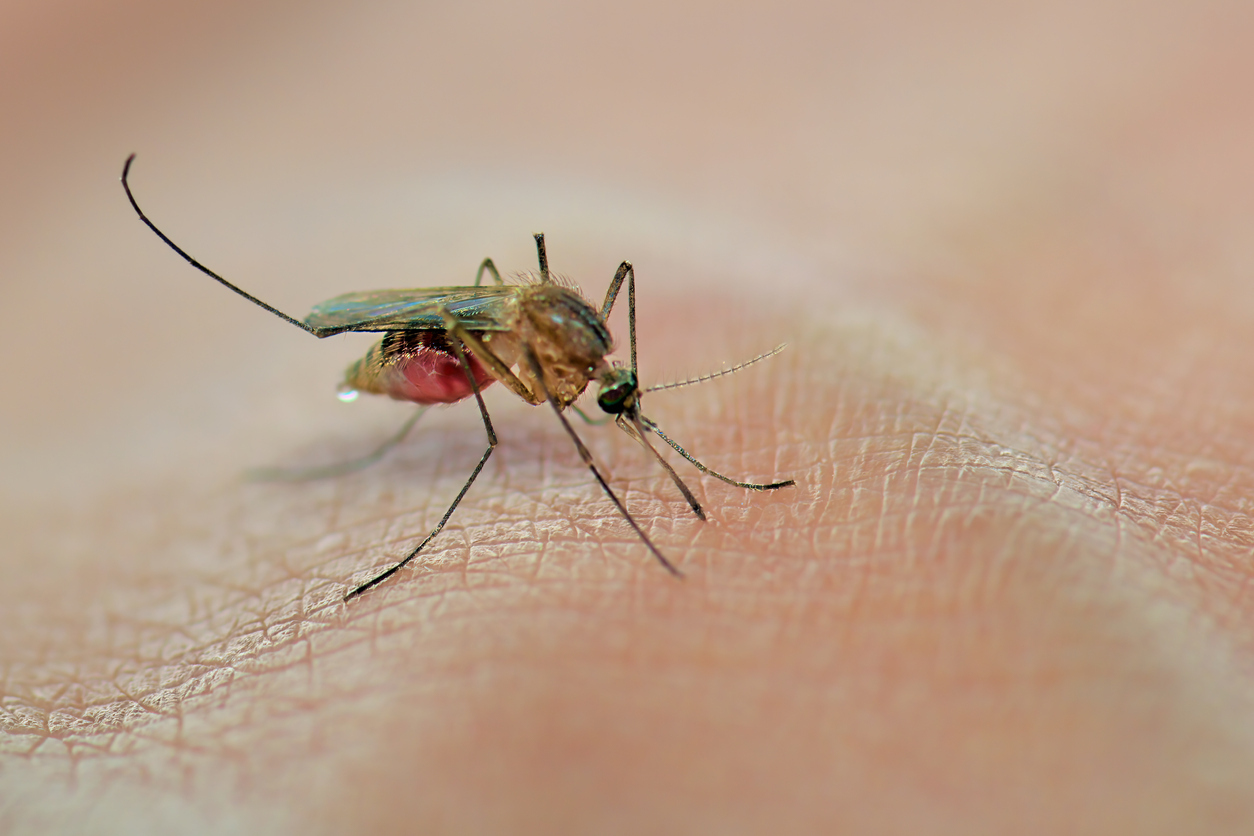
[4,0,1254,832]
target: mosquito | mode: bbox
[120,155,795,599]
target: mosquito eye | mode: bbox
[597,380,636,414]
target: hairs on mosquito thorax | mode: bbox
[645,344,787,394]
[512,270,581,291]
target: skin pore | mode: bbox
[4,1,1254,833]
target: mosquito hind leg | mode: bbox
[345,341,500,600]
[247,407,429,483]
[121,155,337,337]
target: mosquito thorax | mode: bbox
[596,368,639,414]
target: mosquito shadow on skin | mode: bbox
[245,407,429,483]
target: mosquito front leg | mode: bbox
[641,416,795,491]
[615,413,705,520]
[523,346,683,577]
[449,325,544,405]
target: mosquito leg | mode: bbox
[474,258,504,287]
[626,260,637,376]
[344,340,500,600]
[599,261,637,376]
[572,405,612,426]
[641,416,795,491]
[448,325,544,405]
[599,261,629,320]
[549,400,683,576]
[246,406,428,483]
[617,415,706,520]
[534,233,550,283]
[523,347,682,577]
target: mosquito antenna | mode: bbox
[523,347,682,577]
[616,414,705,520]
[646,344,786,394]
[641,415,795,491]
[533,233,551,284]
[121,154,329,337]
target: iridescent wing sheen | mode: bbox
[304,286,518,332]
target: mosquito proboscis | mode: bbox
[121,155,795,599]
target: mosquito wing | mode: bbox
[305,286,518,332]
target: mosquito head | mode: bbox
[596,366,639,415]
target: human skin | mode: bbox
[4,1,1254,833]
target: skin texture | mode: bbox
[4,1,1254,832]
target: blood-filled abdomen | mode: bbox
[342,331,496,404]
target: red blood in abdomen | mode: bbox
[387,338,496,404]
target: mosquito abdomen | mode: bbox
[345,331,496,405]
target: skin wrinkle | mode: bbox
[914,347,1254,572]
[870,382,1250,637]
[6,3,1254,830]
[1047,439,1254,599]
